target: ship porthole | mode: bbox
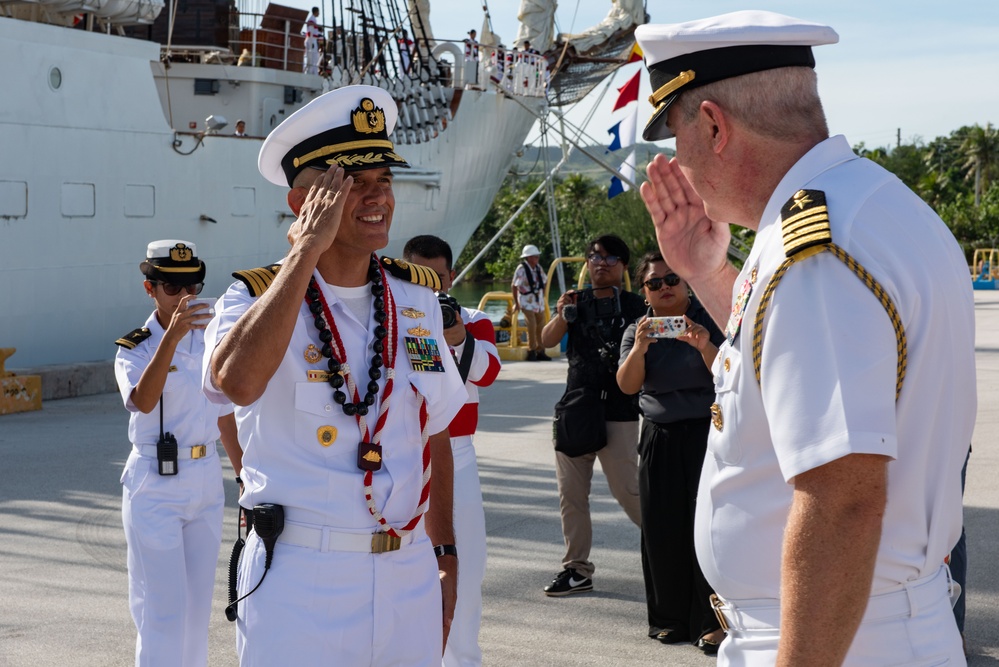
[49,67,62,90]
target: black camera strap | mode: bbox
[455,332,475,384]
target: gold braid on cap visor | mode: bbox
[648,70,696,110]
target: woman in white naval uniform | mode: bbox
[114,240,242,666]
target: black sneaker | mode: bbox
[536,351,552,361]
[526,350,538,361]
[543,568,593,596]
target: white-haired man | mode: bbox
[638,11,975,666]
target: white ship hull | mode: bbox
[0,15,543,367]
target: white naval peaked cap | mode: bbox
[258,84,408,187]
[636,10,839,141]
[139,239,205,284]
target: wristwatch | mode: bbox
[433,544,458,558]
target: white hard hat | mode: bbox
[521,244,541,258]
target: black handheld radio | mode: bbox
[225,503,284,622]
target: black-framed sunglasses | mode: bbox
[586,253,620,266]
[150,281,204,296]
[643,274,681,291]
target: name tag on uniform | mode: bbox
[405,336,446,372]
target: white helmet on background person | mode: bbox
[520,244,541,258]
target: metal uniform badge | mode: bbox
[357,442,382,471]
[401,308,425,319]
[317,425,337,447]
[710,403,724,432]
[405,336,446,372]
[724,265,757,345]
[304,344,322,364]
[407,325,431,337]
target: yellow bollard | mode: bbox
[0,348,42,415]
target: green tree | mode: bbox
[960,123,999,207]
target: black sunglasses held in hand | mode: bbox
[151,281,204,296]
[643,274,681,291]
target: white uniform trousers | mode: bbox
[716,566,965,667]
[121,445,224,667]
[304,37,320,74]
[443,436,487,667]
[236,524,442,666]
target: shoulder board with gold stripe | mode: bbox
[781,189,832,259]
[232,263,282,297]
[379,256,442,292]
[115,327,151,349]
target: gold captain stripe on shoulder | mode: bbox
[232,264,280,297]
[380,256,442,291]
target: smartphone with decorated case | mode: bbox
[648,316,686,338]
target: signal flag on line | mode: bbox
[612,71,641,112]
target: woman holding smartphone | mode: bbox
[114,240,242,666]
[616,251,725,655]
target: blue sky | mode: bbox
[291,1,999,152]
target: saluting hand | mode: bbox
[288,165,353,255]
[641,155,731,284]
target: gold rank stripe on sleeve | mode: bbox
[751,189,908,400]
[115,327,151,349]
[378,256,442,292]
[232,263,282,297]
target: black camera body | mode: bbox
[562,286,621,325]
[438,292,461,329]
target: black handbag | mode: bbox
[553,386,607,457]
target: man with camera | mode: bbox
[539,234,645,596]
[403,235,502,667]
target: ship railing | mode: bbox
[469,46,548,98]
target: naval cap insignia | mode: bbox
[351,98,386,135]
[169,243,193,262]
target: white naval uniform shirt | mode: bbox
[115,309,232,447]
[203,268,467,528]
[695,135,977,602]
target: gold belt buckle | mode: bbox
[371,532,401,554]
[709,593,730,632]
[190,445,207,459]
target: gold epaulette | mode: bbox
[115,327,151,349]
[379,256,442,292]
[781,189,832,259]
[752,189,908,400]
[232,263,282,297]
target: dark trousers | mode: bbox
[638,417,719,641]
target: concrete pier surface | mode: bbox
[1,291,998,665]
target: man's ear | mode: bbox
[699,100,730,154]
[287,187,307,216]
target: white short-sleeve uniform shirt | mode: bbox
[696,136,977,601]
[116,310,232,447]
[203,268,467,529]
